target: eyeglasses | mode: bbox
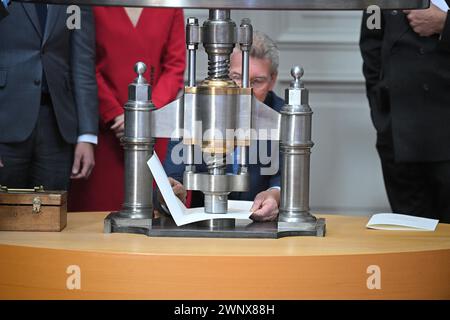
[230,73,271,89]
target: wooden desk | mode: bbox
[0,212,449,299]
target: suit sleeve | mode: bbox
[438,9,450,52]
[359,11,385,93]
[151,9,186,108]
[71,6,99,136]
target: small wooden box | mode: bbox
[0,186,67,232]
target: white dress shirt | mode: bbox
[432,0,449,11]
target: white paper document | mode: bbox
[147,154,253,226]
[366,213,439,231]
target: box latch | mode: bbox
[0,185,45,214]
[32,197,42,214]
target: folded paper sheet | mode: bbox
[147,154,253,226]
[366,213,439,231]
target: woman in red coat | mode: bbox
[68,7,186,212]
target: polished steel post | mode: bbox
[120,62,155,219]
[279,66,316,224]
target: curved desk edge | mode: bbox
[1,244,449,299]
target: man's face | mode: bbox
[230,51,277,102]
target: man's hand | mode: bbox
[404,4,448,37]
[250,188,280,222]
[111,114,125,139]
[158,177,187,205]
[171,178,187,204]
[71,142,95,179]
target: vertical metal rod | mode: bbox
[184,144,195,172]
[186,16,199,86]
[239,18,252,174]
[242,50,250,88]
[238,145,248,174]
[188,49,196,87]
[239,18,252,88]
[185,17,199,174]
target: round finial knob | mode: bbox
[290,66,304,89]
[291,66,304,80]
[135,62,147,76]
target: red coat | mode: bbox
[68,7,186,212]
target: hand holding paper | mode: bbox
[250,188,280,222]
[147,154,253,226]
[157,177,187,206]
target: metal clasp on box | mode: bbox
[0,185,44,214]
[32,197,42,214]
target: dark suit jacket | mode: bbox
[0,1,8,19]
[163,91,283,205]
[0,3,98,144]
[360,8,450,162]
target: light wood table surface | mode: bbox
[0,212,449,299]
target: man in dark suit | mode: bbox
[0,2,98,190]
[360,1,450,223]
[163,31,282,222]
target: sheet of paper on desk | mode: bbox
[366,213,439,231]
[147,154,253,226]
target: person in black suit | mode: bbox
[360,2,450,223]
[0,2,98,190]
